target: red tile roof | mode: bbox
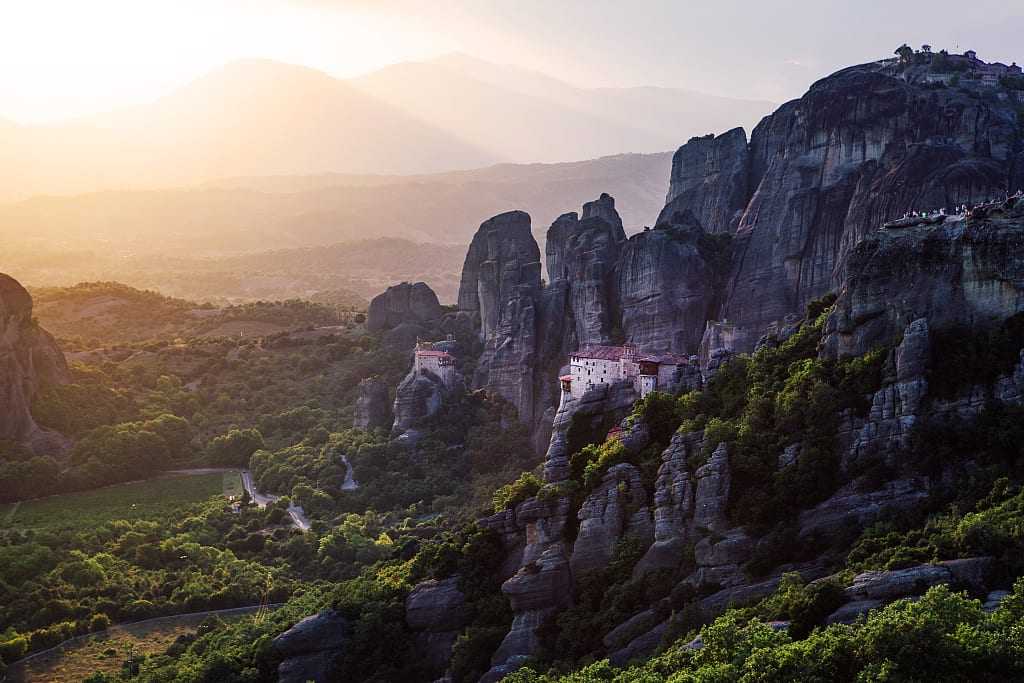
[574,345,630,361]
[416,350,451,358]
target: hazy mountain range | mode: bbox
[1,153,673,304]
[0,53,773,201]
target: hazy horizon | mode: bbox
[4,0,1021,124]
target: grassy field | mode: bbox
[0,472,241,532]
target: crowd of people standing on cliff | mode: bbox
[886,189,1024,228]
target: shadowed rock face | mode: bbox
[618,212,718,354]
[391,372,445,436]
[544,194,626,353]
[366,281,442,333]
[658,127,750,234]
[0,273,68,449]
[717,68,1020,351]
[652,61,1022,356]
[458,210,541,342]
[353,377,392,431]
[458,211,545,425]
[823,211,1024,359]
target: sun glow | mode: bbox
[0,0,442,123]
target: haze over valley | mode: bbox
[5,2,1024,682]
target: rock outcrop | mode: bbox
[652,57,1023,356]
[542,380,638,484]
[391,372,445,436]
[658,128,750,234]
[458,211,544,426]
[544,194,625,352]
[272,610,348,683]
[570,463,652,575]
[823,209,1024,359]
[353,377,392,431]
[617,211,719,354]
[366,281,442,334]
[405,577,470,675]
[0,274,68,451]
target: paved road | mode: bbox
[6,603,286,681]
[240,469,311,531]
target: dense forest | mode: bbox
[5,288,1021,682]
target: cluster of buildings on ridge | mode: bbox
[883,46,1023,96]
[412,337,692,402]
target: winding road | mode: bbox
[240,469,311,531]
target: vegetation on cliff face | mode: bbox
[507,580,1024,682]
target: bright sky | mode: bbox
[2,0,1022,123]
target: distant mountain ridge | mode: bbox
[0,152,674,258]
[0,55,773,200]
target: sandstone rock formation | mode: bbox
[458,210,544,426]
[823,212,1024,359]
[617,211,719,354]
[570,463,652,575]
[404,577,470,675]
[544,194,625,352]
[658,127,750,234]
[391,372,445,436]
[651,58,1024,357]
[353,377,392,431]
[366,281,442,333]
[0,273,69,451]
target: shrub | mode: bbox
[492,472,542,512]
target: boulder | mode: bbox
[845,564,953,601]
[983,590,1011,613]
[798,478,928,540]
[405,577,469,632]
[503,546,573,613]
[367,281,442,333]
[825,599,883,625]
[939,557,993,592]
[272,610,348,657]
[607,620,668,667]
[276,650,338,683]
[602,608,660,651]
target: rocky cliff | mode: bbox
[656,56,1024,356]
[458,198,723,443]
[458,211,544,427]
[658,127,749,234]
[0,274,69,451]
[822,197,1024,359]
